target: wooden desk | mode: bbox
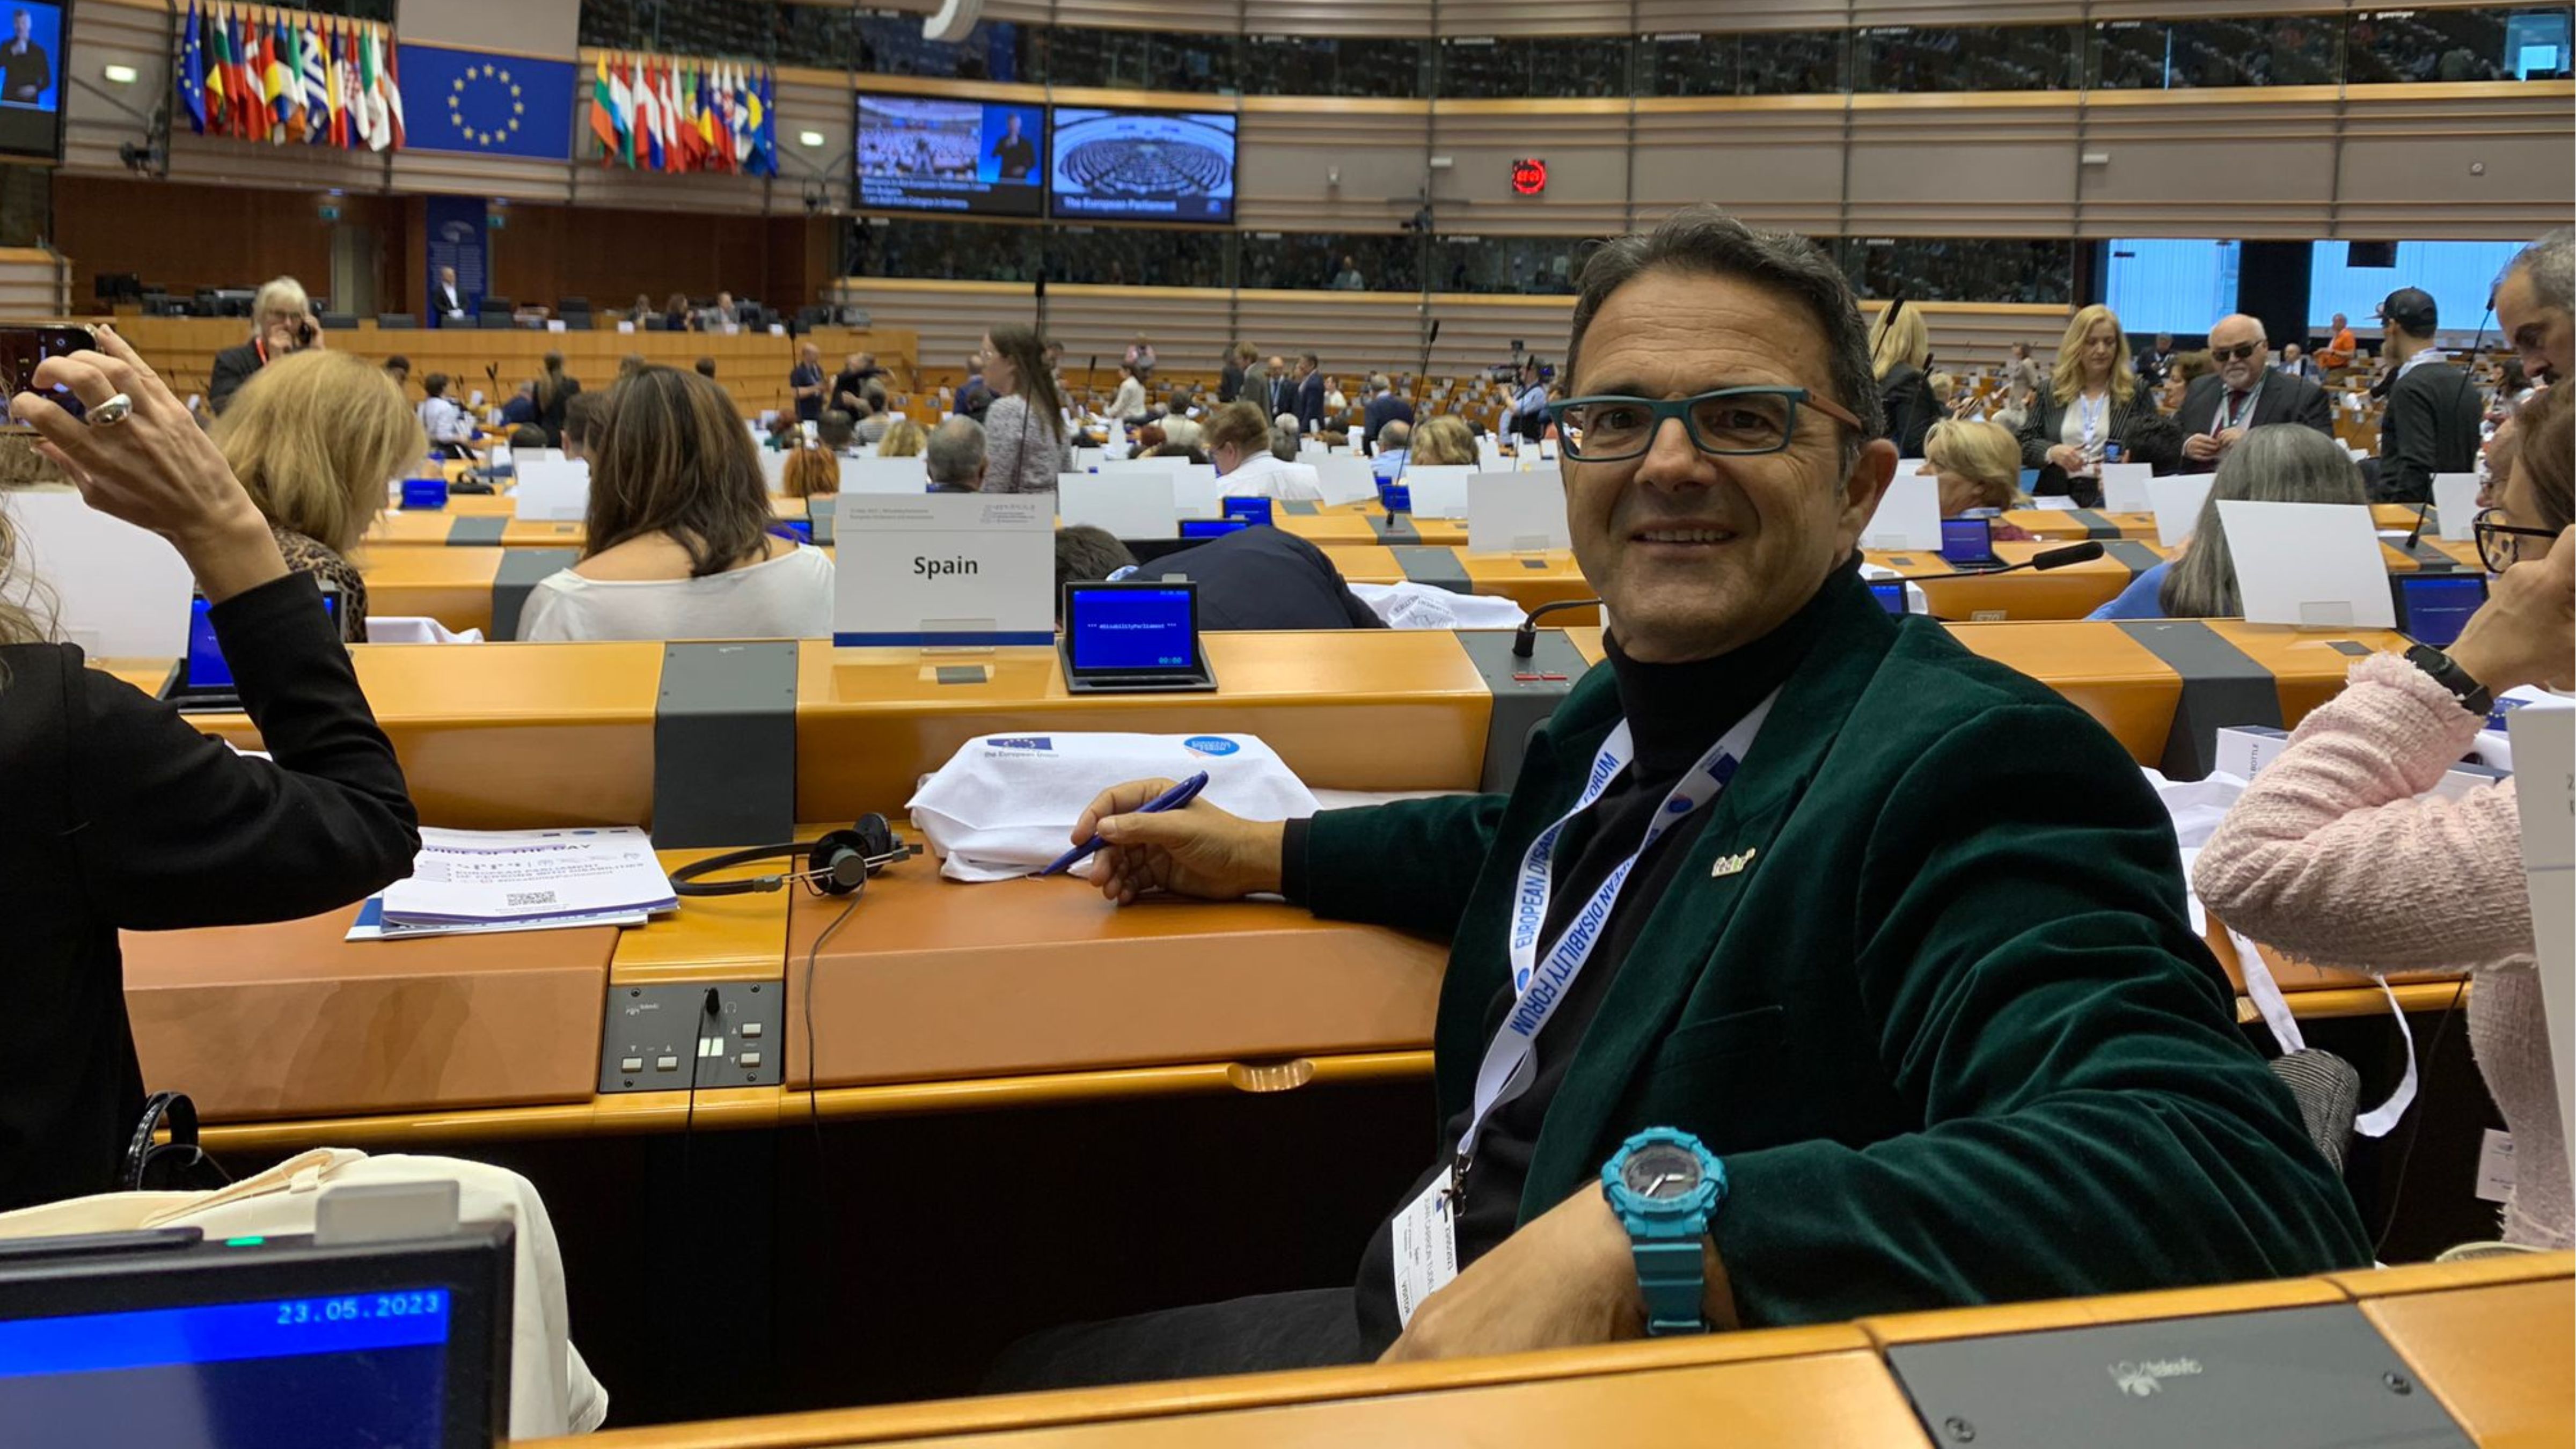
[353,546,506,634]
[1277,504,1469,551]
[2014,504,2429,542]
[1869,540,2140,621]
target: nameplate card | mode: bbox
[833,493,1054,647]
[2147,475,2216,548]
[1402,465,1477,520]
[1467,470,1569,554]
[2509,702,2574,1150]
[1312,456,1380,507]
[2101,463,2156,513]
[839,456,931,495]
[2432,473,2482,543]
[1060,471,1179,539]
[512,459,591,522]
[1861,473,1942,551]
[2215,500,2393,628]
[0,489,193,656]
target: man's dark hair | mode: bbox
[384,354,410,375]
[507,423,550,450]
[421,372,449,399]
[2124,411,2186,474]
[562,391,608,451]
[1054,525,1140,619]
[1566,206,1884,459]
[694,356,717,378]
[817,408,857,451]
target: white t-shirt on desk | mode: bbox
[516,545,836,641]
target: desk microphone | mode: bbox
[1902,540,2105,582]
[1511,597,1603,658]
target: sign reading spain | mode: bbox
[397,43,575,161]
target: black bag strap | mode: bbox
[122,1092,232,1194]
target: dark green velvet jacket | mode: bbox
[1304,567,2372,1328]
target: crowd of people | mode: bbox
[0,215,2565,1400]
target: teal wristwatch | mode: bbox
[1600,1128,1725,1336]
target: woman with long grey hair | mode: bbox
[2088,424,2368,620]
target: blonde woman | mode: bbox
[213,349,427,641]
[877,418,927,458]
[1918,419,2034,539]
[1868,299,1935,456]
[1409,414,1476,466]
[2016,303,2158,505]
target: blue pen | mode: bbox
[1037,771,1210,878]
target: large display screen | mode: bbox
[1048,107,1236,224]
[854,94,1045,218]
[0,1,64,160]
[2308,239,2521,332]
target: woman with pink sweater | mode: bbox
[2196,381,2574,1250]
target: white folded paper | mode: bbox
[378,826,676,926]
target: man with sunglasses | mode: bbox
[1001,208,2368,1389]
[2177,313,2337,472]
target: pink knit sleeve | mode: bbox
[2192,651,2534,971]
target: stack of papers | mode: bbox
[349,826,677,942]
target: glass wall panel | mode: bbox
[1237,35,1429,97]
[1434,37,1633,99]
[1239,233,1421,291]
[1430,235,1591,294]
[1855,25,2079,92]
[1040,29,1234,91]
[2347,6,2574,83]
[1840,238,2075,305]
[2091,16,2340,89]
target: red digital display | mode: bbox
[1511,158,1547,195]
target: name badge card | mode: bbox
[513,459,590,521]
[2215,501,2394,628]
[1467,470,1569,554]
[2508,703,2574,1150]
[2101,463,2156,513]
[1861,473,1942,551]
[1312,456,1379,506]
[1403,464,1477,519]
[839,456,930,495]
[835,493,1054,647]
[1169,465,1226,519]
[1,490,192,656]
[2433,473,2483,542]
[1060,471,1179,539]
[2147,475,2216,548]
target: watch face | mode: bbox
[1620,1143,1702,1199]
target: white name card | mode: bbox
[1,490,193,656]
[2508,702,2575,1160]
[1060,471,1179,539]
[759,447,789,494]
[2147,475,2216,548]
[1402,464,1476,520]
[839,456,930,495]
[2100,463,2156,514]
[1312,457,1379,507]
[2433,473,2483,543]
[2216,500,2394,628]
[1170,465,1226,519]
[512,458,591,521]
[1861,473,1942,551]
[834,492,1055,647]
[1467,470,1569,554]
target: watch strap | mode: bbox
[1630,1239,1707,1336]
[2405,643,2493,717]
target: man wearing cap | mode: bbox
[2375,287,2483,504]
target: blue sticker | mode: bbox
[1183,736,1240,756]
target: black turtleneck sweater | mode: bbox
[1283,567,1848,1353]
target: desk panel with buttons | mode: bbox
[600,982,785,1093]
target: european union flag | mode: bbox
[398,43,574,160]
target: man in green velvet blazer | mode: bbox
[1001,207,2370,1389]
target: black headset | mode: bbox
[668,813,919,898]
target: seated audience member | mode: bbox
[1160,416,1204,452]
[857,389,893,445]
[1361,374,1414,452]
[418,372,477,457]
[879,418,928,458]
[1162,388,1195,420]
[1054,523,1382,631]
[2162,349,2213,412]
[1201,400,1322,500]
[382,354,411,390]
[995,208,2365,1388]
[215,349,424,643]
[2121,411,2186,475]
[2017,304,2159,507]
[2197,380,2575,1250]
[209,275,324,415]
[1373,419,1413,481]
[1409,414,1477,466]
[1109,364,1147,422]
[0,328,418,1210]
[696,357,718,381]
[630,292,654,321]
[517,367,834,641]
[694,290,738,333]
[1269,424,1300,462]
[1134,423,1169,454]
[925,417,987,493]
[500,380,538,429]
[1147,443,1210,465]
[1987,385,2033,433]
[817,409,859,456]
[1918,420,2032,538]
[663,292,691,331]
[1928,371,1959,418]
[2088,424,2366,621]
[507,423,550,452]
[781,445,839,501]
[2176,315,2335,474]
[560,392,606,464]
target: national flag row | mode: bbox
[177,1,405,150]
[588,52,777,178]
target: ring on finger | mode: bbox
[87,393,133,428]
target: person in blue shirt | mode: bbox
[1372,419,1411,484]
[2089,425,2368,621]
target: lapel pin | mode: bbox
[1710,847,1757,879]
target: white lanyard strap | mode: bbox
[2079,392,2105,449]
[2215,377,2263,434]
[2231,928,2418,1139]
[1456,692,1779,1178]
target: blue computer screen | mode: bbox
[1220,496,1273,526]
[188,593,339,690]
[2399,575,2487,648]
[1940,517,1996,564]
[1868,581,1909,614]
[1180,518,1250,539]
[1069,587,1196,672]
[0,1287,450,1448]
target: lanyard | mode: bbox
[2077,391,2106,450]
[1453,691,1778,1188]
[2215,377,2264,434]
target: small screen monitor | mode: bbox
[1868,580,1910,615]
[2394,574,2487,648]
[1939,516,1999,567]
[1220,496,1273,526]
[1058,581,1214,692]
[1179,518,1250,539]
[177,588,340,701]
[0,1,64,160]
[1048,106,1236,223]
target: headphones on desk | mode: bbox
[669,814,920,898]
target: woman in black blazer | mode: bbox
[0,326,419,1211]
[2015,303,2162,507]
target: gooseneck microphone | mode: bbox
[1512,597,1605,658]
[1902,540,2106,583]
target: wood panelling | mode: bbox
[52,177,405,306]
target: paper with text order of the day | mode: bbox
[835,492,1055,647]
[378,826,678,926]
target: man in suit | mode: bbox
[1053,524,1384,631]
[1291,352,1324,434]
[430,266,467,327]
[2274,342,2319,380]
[2375,288,2483,504]
[1359,373,1413,452]
[2175,313,2335,472]
[993,208,2366,1389]
[2134,333,2177,388]
[1,9,47,104]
